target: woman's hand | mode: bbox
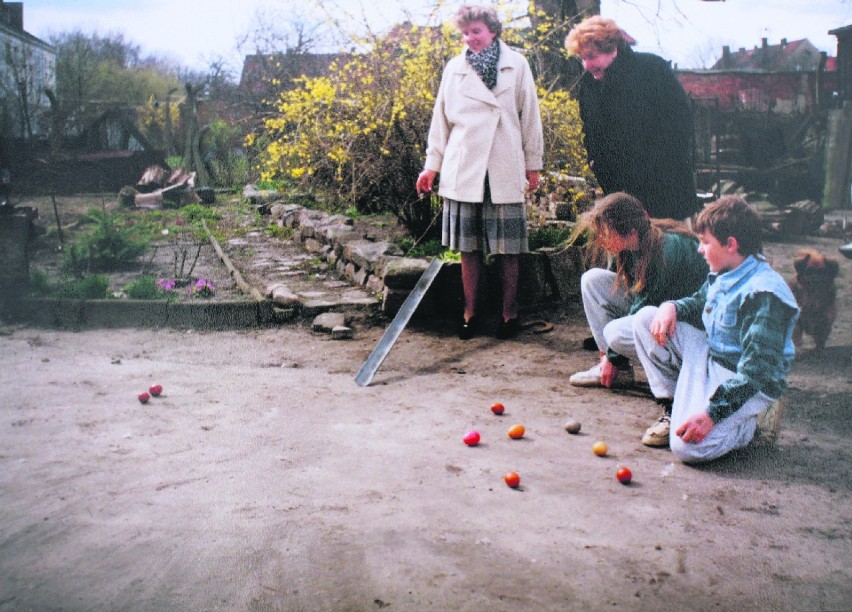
[416,170,436,196]
[526,170,540,192]
[599,354,618,388]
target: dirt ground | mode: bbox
[1,206,851,610]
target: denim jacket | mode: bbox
[674,255,800,422]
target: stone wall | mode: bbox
[269,203,583,318]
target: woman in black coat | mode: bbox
[565,16,700,222]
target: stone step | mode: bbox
[217,228,381,321]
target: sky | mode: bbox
[20,0,852,75]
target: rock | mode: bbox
[343,240,403,272]
[382,286,408,316]
[312,312,346,333]
[331,325,354,340]
[268,283,299,306]
[381,257,430,290]
[269,203,302,226]
[543,245,584,300]
[243,184,280,206]
[365,274,384,295]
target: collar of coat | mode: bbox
[605,44,637,81]
[451,39,518,106]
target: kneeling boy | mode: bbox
[632,196,799,463]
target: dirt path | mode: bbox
[1,217,851,609]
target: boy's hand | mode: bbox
[676,413,714,443]
[650,302,678,346]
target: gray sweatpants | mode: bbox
[632,306,772,463]
[579,268,637,360]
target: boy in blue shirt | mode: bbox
[632,196,799,462]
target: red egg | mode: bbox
[463,431,481,446]
[504,471,521,488]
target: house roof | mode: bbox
[0,1,54,52]
[828,24,852,37]
[712,38,830,72]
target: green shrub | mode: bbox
[528,224,575,251]
[52,275,111,300]
[62,208,149,273]
[202,119,252,188]
[402,238,446,259]
[124,275,162,300]
[29,270,52,296]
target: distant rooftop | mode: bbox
[712,37,832,72]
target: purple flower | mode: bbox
[189,278,216,298]
[156,278,176,292]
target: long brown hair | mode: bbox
[580,192,695,293]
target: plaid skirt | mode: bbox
[441,199,529,255]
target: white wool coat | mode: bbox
[424,40,544,204]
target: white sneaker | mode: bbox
[642,414,671,447]
[569,363,635,388]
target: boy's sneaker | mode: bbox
[568,363,635,388]
[754,397,786,445]
[642,414,671,447]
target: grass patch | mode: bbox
[528,225,576,251]
[29,273,111,300]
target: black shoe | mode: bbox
[582,335,598,351]
[496,317,521,340]
[655,397,674,415]
[458,315,478,340]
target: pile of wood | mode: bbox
[751,199,824,236]
[118,166,201,209]
[713,181,824,237]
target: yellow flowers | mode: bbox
[249,13,594,236]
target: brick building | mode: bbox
[677,38,837,113]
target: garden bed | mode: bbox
[22,195,248,304]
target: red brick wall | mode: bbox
[677,71,839,112]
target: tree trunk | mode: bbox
[530,0,600,90]
[181,83,211,187]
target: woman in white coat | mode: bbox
[416,4,544,340]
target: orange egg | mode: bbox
[507,424,525,439]
[504,471,521,488]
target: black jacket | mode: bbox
[574,46,700,219]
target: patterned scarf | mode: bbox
[466,39,500,90]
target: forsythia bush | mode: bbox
[537,87,590,180]
[253,20,593,237]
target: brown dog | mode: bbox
[788,249,839,351]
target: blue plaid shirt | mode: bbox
[673,255,799,423]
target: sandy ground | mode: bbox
[1,230,851,610]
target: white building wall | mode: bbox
[0,23,56,139]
